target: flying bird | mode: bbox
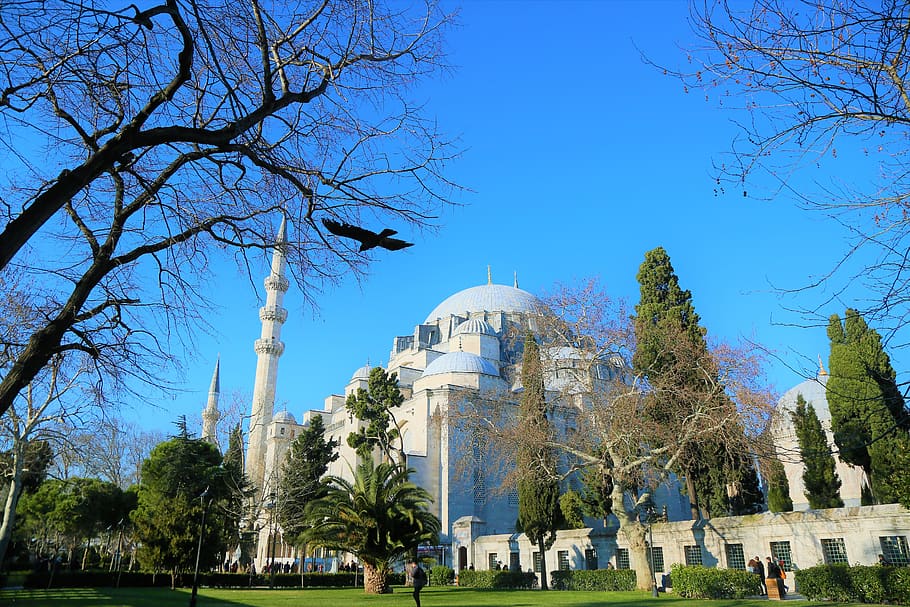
[321,218,414,252]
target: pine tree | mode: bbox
[827,309,910,503]
[766,456,794,512]
[633,246,750,519]
[346,367,405,464]
[791,395,843,509]
[516,332,559,590]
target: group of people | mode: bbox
[746,555,789,598]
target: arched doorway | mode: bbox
[458,546,468,571]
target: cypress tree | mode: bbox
[633,246,748,519]
[766,456,794,512]
[827,309,910,503]
[791,395,843,509]
[516,332,559,590]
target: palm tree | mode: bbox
[303,457,439,594]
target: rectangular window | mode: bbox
[557,550,570,571]
[615,548,630,570]
[770,541,793,571]
[509,551,520,571]
[725,543,746,570]
[880,536,910,566]
[585,547,598,570]
[487,553,498,570]
[821,538,849,564]
[533,551,542,573]
[649,547,665,573]
[684,545,703,566]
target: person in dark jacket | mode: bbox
[753,555,766,595]
[409,560,427,607]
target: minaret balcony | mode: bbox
[264,274,289,293]
[254,338,285,356]
[259,305,288,323]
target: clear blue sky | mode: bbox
[143,1,893,434]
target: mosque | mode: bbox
[200,221,910,574]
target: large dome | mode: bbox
[421,351,499,378]
[424,283,540,323]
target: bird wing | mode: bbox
[380,237,414,251]
[322,218,378,242]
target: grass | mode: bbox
[0,586,872,607]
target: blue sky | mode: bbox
[142,1,892,434]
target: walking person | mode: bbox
[753,555,766,595]
[409,559,427,607]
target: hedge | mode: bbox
[550,569,637,591]
[0,569,405,589]
[457,570,536,589]
[670,564,762,599]
[429,565,454,586]
[795,564,910,605]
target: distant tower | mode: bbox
[245,217,289,495]
[201,357,221,446]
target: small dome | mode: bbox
[453,319,496,336]
[351,364,375,381]
[421,351,499,378]
[425,283,540,323]
[272,410,297,425]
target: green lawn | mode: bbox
[0,586,871,607]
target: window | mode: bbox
[533,551,542,573]
[649,547,665,573]
[821,538,849,564]
[880,536,910,566]
[725,544,746,570]
[585,547,598,570]
[615,548,630,570]
[684,545,703,566]
[557,550,570,571]
[509,552,520,571]
[508,489,518,505]
[770,541,793,571]
[487,553,498,570]
[472,435,485,503]
[280,427,285,435]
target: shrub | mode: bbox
[671,564,761,599]
[429,565,454,586]
[456,569,536,589]
[550,569,637,591]
[796,564,910,605]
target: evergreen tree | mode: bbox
[516,333,559,590]
[279,415,339,546]
[633,246,750,519]
[346,367,405,464]
[766,456,794,512]
[791,394,843,509]
[827,309,910,503]
[221,424,250,558]
[558,490,586,529]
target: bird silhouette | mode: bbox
[322,218,414,252]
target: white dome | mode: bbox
[453,318,497,336]
[272,410,297,424]
[421,351,499,378]
[424,284,540,322]
[778,374,830,421]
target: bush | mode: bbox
[670,564,761,599]
[796,564,910,605]
[550,569,637,591]
[456,569,536,589]
[429,565,454,586]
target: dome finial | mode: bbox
[514,271,518,289]
[487,265,492,285]
[818,354,828,377]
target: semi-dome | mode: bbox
[421,351,499,378]
[424,283,540,323]
[272,410,297,424]
[350,364,375,381]
[453,318,497,336]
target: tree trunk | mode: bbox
[0,443,25,571]
[536,541,549,590]
[363,561,391,594]
[610,483,653,591]
[685,474,701,520]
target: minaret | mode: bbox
[245,217,289,495]
[201,357,221,446]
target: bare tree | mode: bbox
[456,281,776,590]
[0,0,457,420]
[670,0,910,341]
